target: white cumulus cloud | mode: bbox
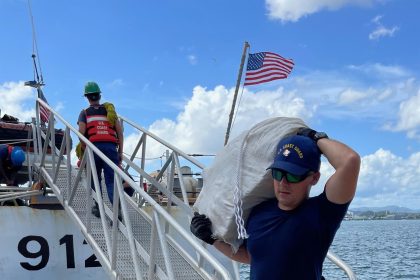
[123,85,313,161]
[148,85,313,154]
[391,90,420,140]
[338,88,367,105]
[356,149,420,208]
[107,78,125,89]
[0,81,35,122]
[266,0,377,22]
[348,63,409,78]
[369,15,399,40]
[312,149,420,209]
[369,26,399,40]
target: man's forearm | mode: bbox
[317,138,360,171]
[115,120,124,154]
[213,241,251,264]
[118,139,123,154]
[318,138,360,204]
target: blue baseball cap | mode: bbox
[268,135,321,176]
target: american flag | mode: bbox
[38,89,51,123]
[244,52,294,86]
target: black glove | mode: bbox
[297,127,328,143]
[297,127,317,140]
[190,212,216,245]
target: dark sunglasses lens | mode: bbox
[272,169,305,183]
[272,169,284,181]
[285,173,304,183]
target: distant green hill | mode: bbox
[350,205,420,213]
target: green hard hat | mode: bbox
[84,81,101,95]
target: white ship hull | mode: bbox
[0,206,106,279]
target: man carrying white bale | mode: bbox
[190,117,360,280]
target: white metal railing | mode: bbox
[119,115,242,279]
[33,97,233,280]
[327,251,357,280]
[119,117,357,280]
[0,187,42,204]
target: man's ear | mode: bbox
[311,172,321,186]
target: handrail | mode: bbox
[327,251,357,280]
[120,116,204,169]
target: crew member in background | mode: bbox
[190,127,361,280]
[0,144,26,186]
[75,142,135,198]
[77,81,124,218]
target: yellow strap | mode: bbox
[103,102,117,126]
[75,142,84,159]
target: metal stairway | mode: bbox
[29,97,237,280]
[27,96,356,280]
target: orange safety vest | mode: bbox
[84,105,118,143]
[7,145,13,158]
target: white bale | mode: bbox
[193,117,307,252]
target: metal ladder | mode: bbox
[30,98,236,280]
[28,96,356,280]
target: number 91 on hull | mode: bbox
[0,207,106,279]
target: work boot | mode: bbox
[109,211,123,227]
[115,203,123,222]
[118,209,123,222]
[91,202,100,218]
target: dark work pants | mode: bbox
[92,142,119,204]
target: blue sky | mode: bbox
[0,0,419,209]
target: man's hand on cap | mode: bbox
[297,128,317,140]
[297,127,328,143]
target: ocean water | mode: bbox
[239,220,420,279]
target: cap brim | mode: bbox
[268,161,309,176]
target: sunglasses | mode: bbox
[271,169,310,183]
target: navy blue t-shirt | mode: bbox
[0,144,9,160]
[245,191,349,280]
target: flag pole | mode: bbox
[224,41,250,146]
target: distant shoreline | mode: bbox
[344,217,420,221]
[345,210,420,220]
